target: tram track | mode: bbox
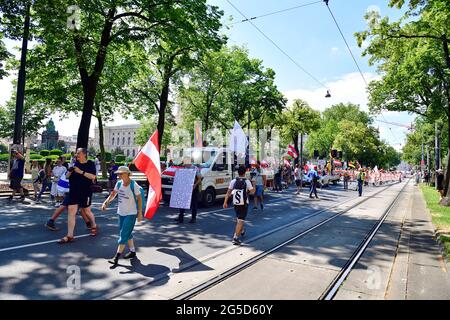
[171,180,405,300]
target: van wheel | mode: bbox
[202,188,216,207]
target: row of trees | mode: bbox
[356,0,450,194]
[0,0,403,177]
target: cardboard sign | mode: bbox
[170,169,197,209]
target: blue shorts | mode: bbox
[255,185,264,196]
[118,215,137,245]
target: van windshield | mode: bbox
[186,150,217,168]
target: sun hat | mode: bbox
[114,166,132,175]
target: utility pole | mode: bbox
[245,109,250,169]
[435,122,440,186]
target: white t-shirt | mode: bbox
[228,178,254,204]
[52,166,67,182]
[114,181,141,216]
[294,168,301,181]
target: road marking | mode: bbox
[0,234,91,253]
[0,186,380,253]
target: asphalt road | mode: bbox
[0,183,391,299]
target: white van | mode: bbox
[161,147,272,207]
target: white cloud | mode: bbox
[283,72,379,112]
[331,47,339,54]
[283,72,413,150]
[366,5,381,15]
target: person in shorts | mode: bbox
[223,166,255,245]
[8,149,25,201]
[58,148,98,244]
[251,161,266,212]
[102,166,143,266]
[45,172,91,231]
[294,164,303,194]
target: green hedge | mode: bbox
[30,154,44,160]
[40,150,50,157]
[45,155,59,162]
[115,154,126,162]
[115,161,125,166]
[49,149,64,156]
[62,153,72,160]
[0,154,9,162]
[30,151,37,155]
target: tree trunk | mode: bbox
[441,36,450,197]
[95,105,108,179]
[75,8,115,149]
[76,83,96,149]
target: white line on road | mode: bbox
[0,234,92,253]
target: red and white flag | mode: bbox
[287,144,298,158]
[134,130,162,219]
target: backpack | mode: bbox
[35,169,46,184]
[117,180,146,213]
[232,178,248,206]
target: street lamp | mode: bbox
[325,90,331,98]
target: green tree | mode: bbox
[278,99,320,165]
[356,0,450,193]
[2,0,225,149]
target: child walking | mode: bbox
[102,166,143,266]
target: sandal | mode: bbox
[58,236,74,244]
[90,226,98,236]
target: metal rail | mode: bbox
[320,179,409,300]
[172,181,401,300]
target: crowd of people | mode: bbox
[3,147,433,266]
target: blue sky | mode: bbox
[208,0,414,150]
[0,0,414,149]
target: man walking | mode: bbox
[343,169,350,190]
[308,166,319,199]
[8,149,25,202]
[294,164,302,194]
[251,161,266,212]
[107,160,119,195]
[174,157,202,224]
[223,166,255,245]
[58,148,98,244]
[357,168,366,197]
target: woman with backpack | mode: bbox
[102,166,143,267]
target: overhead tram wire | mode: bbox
[323,0,367,87]
[230,1,322,26]
[323,1,404,146]
[226,0,329,91]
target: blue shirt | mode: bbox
[109,165,119,180]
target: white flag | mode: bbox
[229,121,248,154]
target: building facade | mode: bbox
[94,124,141,158]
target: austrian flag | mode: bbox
[287,144,298,158]
[134,130,162,219]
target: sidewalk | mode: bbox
[334,181,450,300]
